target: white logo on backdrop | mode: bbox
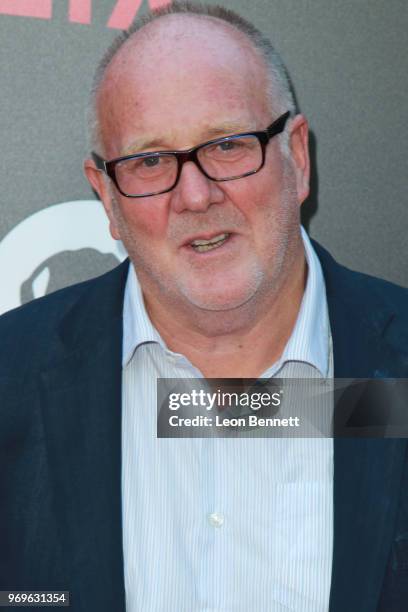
[0,200,127,315]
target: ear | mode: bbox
[84,158,121,240]
[289,114,310,205]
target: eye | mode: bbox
[203,138,247,160]
[142,156,160,167]
[118,154,166,177]
[218,140,240,152]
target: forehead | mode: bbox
[97,15,271,156]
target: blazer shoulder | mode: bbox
[340,264,408,313]
[313,240,408,349]
[0,260,129,377]
[313,240,408,305]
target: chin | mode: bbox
[177,266,265,312]
[180,284,260,312]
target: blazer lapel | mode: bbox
[39,261,129,612]
[314,242,407,612]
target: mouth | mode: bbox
[189,233,230,253]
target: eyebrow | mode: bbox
[204,121,256,138]
[121,121,258,156]
[121,138,165,156]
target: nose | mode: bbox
[170,161,224,214]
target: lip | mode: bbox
[181,231,233,247]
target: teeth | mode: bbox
[191,233,229,253]
[191,233,228,246]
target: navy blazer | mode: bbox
[0,242,407,612]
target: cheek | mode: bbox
[225,173,283,223]
[120,196,169,242]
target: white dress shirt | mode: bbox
[121,227,333,611]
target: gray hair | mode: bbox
[89,1,296,156]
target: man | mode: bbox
[1,3,407,611]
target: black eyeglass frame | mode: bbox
[92,110,291,198]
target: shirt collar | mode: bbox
[122,226,330,375]
[271,226,329,377]
[122,266,163,366]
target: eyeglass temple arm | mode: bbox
[266,111,291,138]
[91,151,106,171]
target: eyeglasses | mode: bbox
[92,111,290,198]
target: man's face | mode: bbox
[86,17,309,316]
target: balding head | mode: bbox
[96,15,275,159]
[89,2,296,155]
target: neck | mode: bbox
[141,242,307,378]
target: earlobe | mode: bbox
[289,115,310,205]
[104,202,121,241]
[83,158,121,241]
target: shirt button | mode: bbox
[208,512,224,528]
